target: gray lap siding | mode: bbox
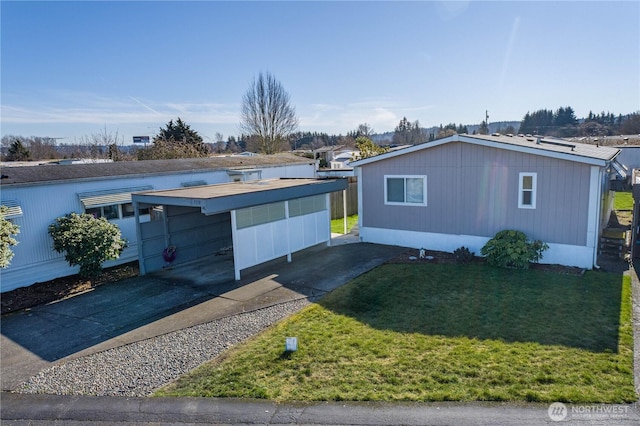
[361,142,590,246]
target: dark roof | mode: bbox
[0,154,313,186]
[133,178,348,215]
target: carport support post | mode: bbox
[230,210,241,281]
[342,189,348,235]
[133,200,146,275]
[327,193,332,247]
[285,201,292,263]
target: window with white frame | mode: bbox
[86,203,150,220]
[79,186,152,221]
[384,175,427,206]
[518,172,537,209]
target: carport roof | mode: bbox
[132,178,348,216]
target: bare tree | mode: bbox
[357,123,374,137]
[214,132,225,154]
[240,72,299,154]
[1,135,58,160]
[77,127,127,159]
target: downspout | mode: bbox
[592,166,604,270]
[356,166,363,242]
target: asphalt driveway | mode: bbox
[1,238,403,391]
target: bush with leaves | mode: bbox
[480,229,548,269]
[0,206,20,268]
[453,246,475,264]
[48,213,127,278]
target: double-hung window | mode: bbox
[518,172,537,209]
[384,175,427,206]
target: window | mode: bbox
[236,202,286,229]
[288,195,326,217]
[78,186,153,220]
[518,172,537,209]
[121,203,136,218]
[384,175,427,206]
[86,203,150,220]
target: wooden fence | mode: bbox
[330,179,358,219]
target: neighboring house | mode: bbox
[0,154,316,292]
[612,146,640,187]
[314,145,354,167]
[329,151,358,169]
[351,134,621,269]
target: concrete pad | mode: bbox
[1,241,403,392]
[220,274,282,301]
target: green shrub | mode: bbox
[0,206,20,268]
[480,230,548,269]
[453,246,474,263]
[48,213,127,278]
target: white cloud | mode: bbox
[298,98,436,133]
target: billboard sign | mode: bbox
[133,136,150,144]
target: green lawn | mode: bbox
[330,215,358,234]
[156,263,635,403]
[614,190,634,211]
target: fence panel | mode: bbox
[330,179,358,219]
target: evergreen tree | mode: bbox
[6,139,30,161]
[477,121,489,135]
[393,117,423,145]
[141,118,209,159]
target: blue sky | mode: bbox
[1,1,639,145]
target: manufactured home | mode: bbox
[0,154,316,292]
[351,134,621,269]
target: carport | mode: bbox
[132,178,348,280]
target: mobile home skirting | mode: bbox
[359,226,595,269]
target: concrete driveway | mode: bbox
[1,238,403,391]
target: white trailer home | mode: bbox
[0,154,316,292]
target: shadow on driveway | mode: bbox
[1,241,403,390]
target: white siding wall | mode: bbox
[232,203,330,279]
[1,162,316,292]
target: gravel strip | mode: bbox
[19,298,310,397]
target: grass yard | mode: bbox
[156,263,635,403]
[614,190,634,211]
[330,214,358,234]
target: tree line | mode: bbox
[519,106,640,137]
[3,70,639,162]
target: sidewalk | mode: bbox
[2,393,639,425]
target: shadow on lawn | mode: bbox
[319,262,626,353]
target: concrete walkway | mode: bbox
[2,392,639,425]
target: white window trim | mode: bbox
[518,172,537,209]
[384,175,427,206]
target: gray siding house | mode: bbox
[0,154,317,292]
[351,134,620,269]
